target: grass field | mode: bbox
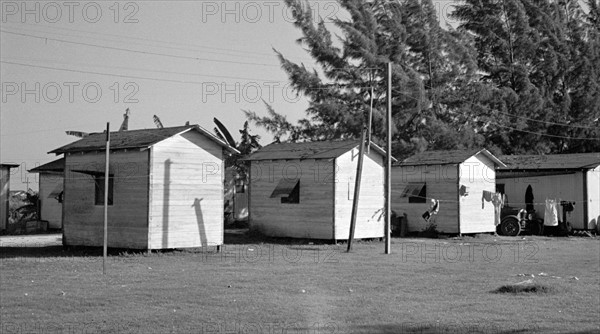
[1,232,599,334]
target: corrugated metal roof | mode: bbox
[49,125,238,154]
[499,153,600,170]
[242,140,390,161]
[396,149,505,167]
[29,158,64,173]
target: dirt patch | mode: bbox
[494,283,553,294]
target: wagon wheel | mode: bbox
[500,216,521,236]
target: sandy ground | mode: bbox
[0,233,62,247]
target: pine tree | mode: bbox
[452,0,600,153]
[245,0,486,158]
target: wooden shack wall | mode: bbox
[334,148,385,240]
[499,172,586,229]
[457,154,497,234]
[148,131,224,249]
[391,164,459,233]
[38,172,63,229]
[0,167,10,231]
[249,158,334,239]
[63,150,149,248]
[587,167,600,231]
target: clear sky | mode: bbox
[1,0,459,191]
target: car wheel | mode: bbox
[500,217,521,236]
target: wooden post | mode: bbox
[347,127,367,252]
[103,122,110,275]
[385,62,392,254]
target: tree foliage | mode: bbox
[245,0,600,157]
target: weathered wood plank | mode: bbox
[63,150,149,248]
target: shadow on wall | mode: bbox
[192,198,207,246]
[162,159,171,249]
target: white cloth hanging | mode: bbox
[544,198,559,226]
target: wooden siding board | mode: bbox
[334,148,385,240]
[63,150,150,249]
[391,164,459,233]
[148,131,224,249]
[458,155,496,234]
[249,159,335,239]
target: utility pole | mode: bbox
[103,122,110,275]
[385,62,392,254]
[347,127,367,252]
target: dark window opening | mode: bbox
[94,175,114,205]
[496,183,505,195]
[270,179,300,204]
[402,183,427,204]
[281,182,300,204]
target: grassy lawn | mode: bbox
[1,233,599,334]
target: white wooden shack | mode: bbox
[1,163,19,231]
[49,125,238,249]
[392,149,505,234]
[243,140,388,240]
[29,158,64,229]
[497,153,600,230]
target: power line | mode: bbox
[1,60,293,86]
[1,30,280,67]
[394,91,600,140]
[491,122,598,140]
[1,56,284,83]
[1,21,292,58]
[1,22,283,61]
[494,110,596,129]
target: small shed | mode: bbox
[497,153,600,230]
[243,140,389,240]
[49,125,238,249]
[1,163,20,231]
[392,149,505,234]
[29,158,65,229]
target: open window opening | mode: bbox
[270,179,300,204]
[401,182,426,204]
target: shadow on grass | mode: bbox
[1,229,336,259]
[224,228,336,246]
[0,245,152,259]
[350,324,540,333]
[0,244,238,259]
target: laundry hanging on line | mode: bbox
[491,193,504,226]
[544,198,559,226]
[422,199,440,222]
[482,190,493,209]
